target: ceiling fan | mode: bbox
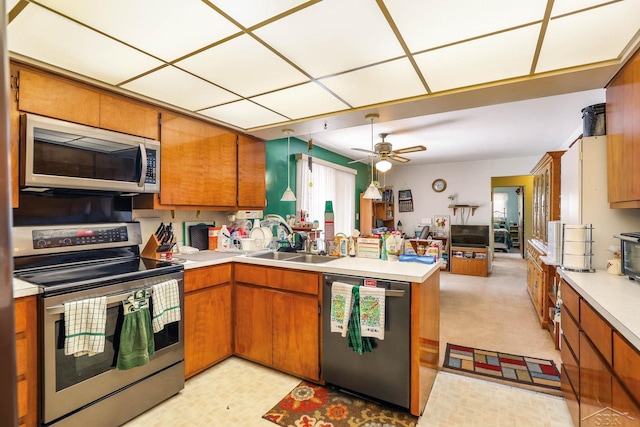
[350,133,426,172]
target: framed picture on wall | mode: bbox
[433,215,450,236]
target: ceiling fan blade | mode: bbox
[389,154,411,163]
[392,145,426,154]
[351,147,376,155]
[348,156,373,164]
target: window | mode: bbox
[295,154,356,236]
[493,192,508,222]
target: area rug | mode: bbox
[262,381,418,427]
[443,343,561,392]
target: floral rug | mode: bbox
[262,381,418,427]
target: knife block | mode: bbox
[141,234,175,260]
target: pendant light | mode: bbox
[280,129,297,202]
[363,114,382,200]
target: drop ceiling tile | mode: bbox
[176,34,308,97]
[551,0,613,17]
[254,0,405,77]
[212,0,309,28]
[414,25,540,93]
[199,100,288,129]
[387,0,547,53]
[36,0,240,62]
[321,58,426,107]
[537,2,640,73]
[122,66,240,111]
[251,82,348,120]
[6,0,19,14]
[8,5,163,85]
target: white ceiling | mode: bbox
[7,0,640,165]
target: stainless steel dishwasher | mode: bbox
[322,273,411,408]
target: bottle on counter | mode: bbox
[218,225,230,250]
[348,236,355,257]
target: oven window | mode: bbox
[55,302,180,391]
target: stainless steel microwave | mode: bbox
[617,233,640,281]
[20,113,160,194]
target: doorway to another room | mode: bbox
[491,175,533,259]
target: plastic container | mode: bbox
[217,225,230,250]
[581,103,606,137]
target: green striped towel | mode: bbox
[64,296,107,357]
[151,279,181,333]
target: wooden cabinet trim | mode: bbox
[580,299,613,365]
[184,264,232,293]
[561,280,580,321]
[613,331,640,403]
[234,264,319,295]
[562,306,580,363]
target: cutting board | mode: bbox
[182,221,214,246]
[189,225,211,250]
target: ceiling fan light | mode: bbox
[376,159,392,172]
[280,186,297,202]
[363,182,382,200]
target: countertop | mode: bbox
[12,250,442,298]
[559,269,640,350]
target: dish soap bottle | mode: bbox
[218,225,230,250]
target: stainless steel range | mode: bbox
[13,222,185,427]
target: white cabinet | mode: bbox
[560,136,640,270]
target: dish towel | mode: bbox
[151,279,181,333]
[64,296,107,357]
[330,282,353,337]
[347,286,373,355]
[117,290,155,370]
[358,285,386,340]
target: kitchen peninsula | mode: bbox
[13,250,441,418]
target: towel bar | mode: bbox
[46,287,161,315]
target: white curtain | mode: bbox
[296,157,355,236]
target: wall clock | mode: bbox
[432,179,447,193]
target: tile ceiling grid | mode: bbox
[5,0,640,146]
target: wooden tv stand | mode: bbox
[449,245,489,277]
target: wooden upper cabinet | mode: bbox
[237,134,266,209]
[99,94,159,140]
[159,112,237,207]
[17,68,100,126]
[530,151,564,243]
[606,49,640,208]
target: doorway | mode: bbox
[491,175,534,259]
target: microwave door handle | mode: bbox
[137,143,148,188]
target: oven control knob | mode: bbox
[36,240,47,248]
[63,238,72,246]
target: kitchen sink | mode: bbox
[249,251,302,261]
[248,251,338,264]
[286,254,339,264]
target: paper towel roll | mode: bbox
[607,259,622,275]
[563,241,588,255]
[563,225,590,242]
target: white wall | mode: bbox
[382,156,539,236]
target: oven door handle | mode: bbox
[46,289,153,315]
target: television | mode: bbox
[450,224,490,248]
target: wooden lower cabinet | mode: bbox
[184,265,233,379]
[234,285,273,366]
[560,278,640,426]
[234,264,320,381]
[15,295,37,427]
[272,291,319,380]
[449,246,488,277]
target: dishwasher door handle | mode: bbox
[385,289,405,298]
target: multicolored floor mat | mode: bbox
[443,343,561,391]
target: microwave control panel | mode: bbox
[32,225,129,249]
[145,149,157,184]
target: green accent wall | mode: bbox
[265,137,370,228]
